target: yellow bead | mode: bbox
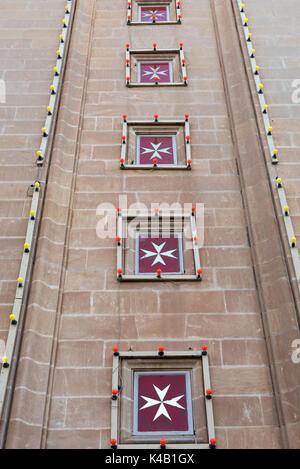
[273,149,278,154]
[277,178,282,183]
[284,206,289,211]
[30,210,35,216]
[17,277,23,284]
[268,126,272,131]
[291,237,296,243]
[2,357,8,363]
[36,150,42,156]
[10,314,15,321]
[35,182,40,188]
[47,106,52,111]
[24,243,29,249]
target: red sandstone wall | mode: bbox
[1,0,299,449]
[0,0,68,371]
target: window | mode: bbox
[139,5,170,22]
[127,1,182,25]
[135,233,184,275]
[138,61,173,83]
[111,348,215,449]
[133,371,193,435]
[120,116,191,169]
[126,46,187,87]
[137,134,177,165]
[116,210,202,281]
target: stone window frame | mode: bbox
[111,349,215,449]
[116,210,202,281]
[120,117,191,170]
[126,46,187,87]
[127,0,182,26]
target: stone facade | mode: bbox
[0,0,299,449]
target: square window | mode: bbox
[136,233,184,274]
[128,1,181,25]
[120,117,191,169]
[133,371,193,435]
[126,47,187,87]
[139,5,170,22]
[111,349,216,449]
[138,61,173,83]
[116,211,202,281]
[137,135,177,165]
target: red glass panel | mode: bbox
[139,136,175,165]
[140,6,168,22]
[140,62,171,83]
[137,234,182,274]
[137,373,189,433]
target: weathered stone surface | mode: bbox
[3,0,300,450]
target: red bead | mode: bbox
[206,388,212,395]
[191,206,196,212]
[123,114,127,119]
[126,44,130,48]
[186,135,190,140]
[112,346,119,353]
[184,76,188,80]
[179,42,183,47]
[160,439,167,446]
[158,346,164,352]
[197,269,202,274]
[112,389,118,395]
[210,438,216,445]
[117,268,123,274]
[111,439,117,445]
[117,207,122,212]
[153,158,158,164]
[194,236,199,241]
[156,269,162,275]
[185,114,189,118]
[202,344,208,351]
[116,236,121,242]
